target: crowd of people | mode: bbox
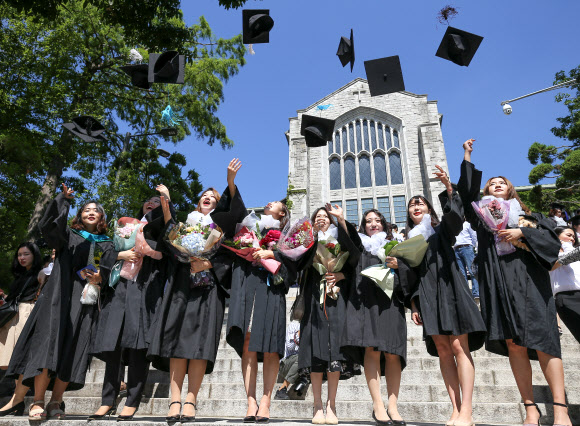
[0,141,579,426]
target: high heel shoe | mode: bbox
[372,411,394,426]
[523,402,542,426]
[166,401,182,423]
[87,406,116,421]
[386,408,406,426]
[552,402,569,426]
[0,401,24,417]
[117,408,137,422]
[181,402,196,423]
[244,406,259,423]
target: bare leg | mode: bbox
[257,352,279,419]
[242,332,258,418]
[384,353,403,421]
[364,347,388,421]
[30,369,50,413]
[450,335,475,424]
[183,359,207,417]
[326,371,340,423]
[49,377,68,402]
[168,358,187,417]
[537,350,572,426]
[0,375,29,410]
[311,372,324,422]
[432,335,461,423]
[506,340,538,425]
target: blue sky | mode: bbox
[156,0,580,208]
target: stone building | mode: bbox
[286,77,449,230]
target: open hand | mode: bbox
[61,183,74,199]
[227,158,242,185]
[325,203,345,222]
[156,184,170,201]
[433,165,452,192]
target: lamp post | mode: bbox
[500,79,579,115]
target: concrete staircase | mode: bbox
[1,288,579,425]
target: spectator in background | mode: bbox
[399,228,407,241]
[454,221,479,299]
[548,203,568,227]
[274,319,302,400]
[571,215,580,241]
[391,224,404,242]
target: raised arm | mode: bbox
[38,183,74,250]
[457,139,483,227]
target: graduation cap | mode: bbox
[62,116,107,142]
[300,114,336,148]
[119,64,152,90]
[148,51,185,85]
[242,9,274,44]
[435,26,483,67]
[337,29,355,72]
[364,55,405,97]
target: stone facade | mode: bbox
[286,78,449,229]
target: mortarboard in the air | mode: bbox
[435,26,483,67]
[62,116,107,142]
[337,29,355,72]
[119,64,152,90]
[300,114,336,148]
[242,9,274,44]
[148,51,185,84]
[550,202,566,211]
[364,56,405,97]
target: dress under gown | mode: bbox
[341,221,414,371]
[410,190,486,357]
[6,193,116,390]
[458,160,561,359]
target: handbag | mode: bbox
[0,276,35,328]
[290,270,307,322]
[109,261,123,288]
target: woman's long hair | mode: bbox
[71,200,108,234]
[406,195,440,230]
[195,188,222,213]
[483,176,531,215]
[555,226,579,248]
[11,242,43,279]
[359,209,393,239]
[278,201,291,230]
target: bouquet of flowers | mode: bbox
[361,235,428,299]
[119,225,163,281]
[471,198,515,256]
[311,236,350,311]
[165,215,224,287]
[222,225,282,275]
[113,217,141,251]
[277,217,315,261]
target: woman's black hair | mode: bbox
[278,200,291,230]
[359,209,393,239]
[136,194,162,219]
[71,200,108,234]
[406,195,440,229]
[555,226,579,247]
[11,242,43,279]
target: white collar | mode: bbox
[258,214,280,230]
[318,224,338,240]
[358,231,389,256]
[408,214,436,240]
[186,210,214,227]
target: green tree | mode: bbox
[526,65,580,213]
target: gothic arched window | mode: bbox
[377,123,384,150]
[373,153,388,186]
[329,157,341,190]
[359,155,372,187]
[370,121,377,151]
[355,121,362,152]
[363,120,370,151]
[341,127,347,154]
[389,151,403,184]
[393,130,400,148]
[344,156,356,189]
[348,124,354,152]
[385,126,392,149]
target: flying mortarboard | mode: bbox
[148,51,185,84]
[242,9,274,44]
[300,114,336,148]
[62,116,107,142]
[435,26,483,67]
[364,56,405,97]
[337,29,355,72]
[119,64,152,90]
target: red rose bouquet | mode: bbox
[277,217,315,261]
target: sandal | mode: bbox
[46,400,65,420]
[552,402,570,426]
[28,401,45,421]
[523,402,541,426]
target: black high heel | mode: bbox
[244,406,259,423]
[166,401,182,423]
[181,402,196,423]
[372,410,394,426]
[552,402,569,426]
[0,401,25,417]
[387,408,406,426]
[523,402,542,426]
[117,407,137,422]
[87,405,116,421]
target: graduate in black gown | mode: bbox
[407,166,486,426]
[6,184,116,420]
[210,159,298,422]
[90,186,171,421]
[297,204,359,425]
[458,140,572,426]
[341,208,414,425]
[147,186,232,423]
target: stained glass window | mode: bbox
[393,195,407,229]
[389,151,403,185]
[359,155,372,188]
[377,197,391,222]
[373,153,388,186]
[361,198,374,214]
[393,130,400,148]
[348,123,354,152]
[370,121,377,151]
[363,120,369,151]
[355,121,362,152]
[342,127,348,154]
[329,158,341,190]
[346,199,359,223]
[344,156,356,189]
[385,126,392,149]
[377,123,384,150]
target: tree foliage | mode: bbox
[526,65,580,213]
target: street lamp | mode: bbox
[500,79,579,115]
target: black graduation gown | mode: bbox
[297,225,357,372]
[146,213,232,374]
[210,186,299,360]
[410,190,486,357]
[5,269,40,303]
[6,193,116,390]
[341,221,413,371]
[457,160,561,359]
[91,206,169,356]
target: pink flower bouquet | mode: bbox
[222,226,282,275]
[471,198,515,256]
